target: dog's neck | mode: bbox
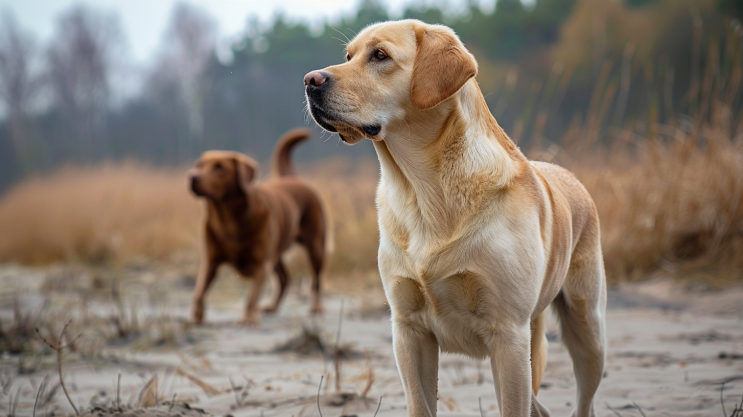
[374,79,526,236]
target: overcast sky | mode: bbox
[0,0,487,65]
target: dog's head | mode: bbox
[188,151,259,200]
[304,20,477,144]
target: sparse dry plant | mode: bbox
[36,320,81,415]
[0,298,48,354]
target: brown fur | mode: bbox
[188,128,327,325]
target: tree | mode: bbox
[147,2,216,161]
[46,5,122,161]
[0,10,40,172]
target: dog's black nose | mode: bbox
[304,71,329,87]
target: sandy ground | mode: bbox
[0,264,741,417]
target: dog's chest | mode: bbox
[208,223,266,276]
[377,174,552,355]
[379,203,539,358]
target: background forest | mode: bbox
[0,0,740,189]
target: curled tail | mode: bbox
[272,128,312,177]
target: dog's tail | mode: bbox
[272,128,312,177]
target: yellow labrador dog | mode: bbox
[304,20,606,417]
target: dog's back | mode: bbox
[264,129,328,256]
[530,161,599,244]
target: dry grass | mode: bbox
[0,128,742,283]
[0,162,201,265]
[0,157,380,277]
[570,121,743,283]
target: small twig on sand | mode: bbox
[360,352,375,400]
[732,395,743,417]
[33,375,49,417]
[176,368,220,396]
[169,393,176,412]
[334,300,344,393]
[1,371,14,395]
[117,372,122,410]
[604,401,624,417]
[721,379,728,417]
[33,381,43,417]
[229,376,242,408]
[36,320,81,416]
[316,375,324,417]
[717,377,743,417]
[136,375,159,408]
[11,385,21,417]
[479,397,485,417]
[372,396,383,417]
[335,300,344,351]
[632,402,647,417]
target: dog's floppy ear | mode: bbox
[234,155,259,193]
[411,25,478,110]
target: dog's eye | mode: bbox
[371,49,388,61]
[345,53,351,61]
[214,163,224,171]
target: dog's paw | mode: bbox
[239,315,260,327]
[262,306,279,315]
[188,312,205,325]
[531,393,551,417]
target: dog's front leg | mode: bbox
[191,261,218,324]
[392,321,439,417]
[489,325,534,417]
[240,262,270,326]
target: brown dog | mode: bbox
[188,128,327,325]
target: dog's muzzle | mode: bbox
[190,176,204,196]
[304,70,340,133]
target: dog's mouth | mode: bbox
[306,96,381,144]
[307,104,339,133]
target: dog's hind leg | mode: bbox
[554,241,607,417]
[263,261,290,314]
[531,311,548,395]
[304,236,325,315]
[530,311,551,416]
